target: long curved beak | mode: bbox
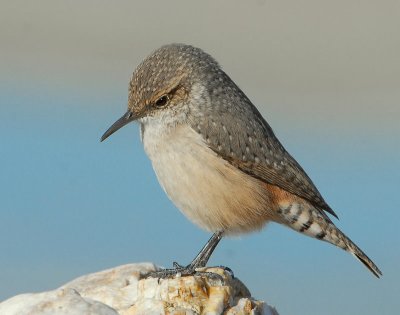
[100,110,137,142]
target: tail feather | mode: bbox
[348,238,382,278]
[278,202,382,278]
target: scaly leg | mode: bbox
[143,231,224,280]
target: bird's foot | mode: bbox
[142,261,227,283]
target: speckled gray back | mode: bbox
[167,45,335,216]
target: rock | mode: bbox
[0,263,279,315]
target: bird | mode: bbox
[101,43,382,279]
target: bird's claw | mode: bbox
[142,263,226,284]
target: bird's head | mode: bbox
[101,44,221,142]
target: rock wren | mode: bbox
[101,44,381,278]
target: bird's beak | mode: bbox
[100,110,137,142]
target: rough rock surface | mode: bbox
[0,263,279,315]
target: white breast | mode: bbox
[141,120,273,235]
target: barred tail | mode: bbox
[278,202,382,278]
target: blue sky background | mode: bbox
[1,1,399,314]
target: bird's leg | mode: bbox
[143,231,225,280]
[186,230,224,268]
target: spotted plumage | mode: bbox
[101,43,382,278]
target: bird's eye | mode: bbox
[155,95,169,107]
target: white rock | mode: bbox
[0,263,279,315]
[0,288,118,315]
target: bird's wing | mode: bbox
[189,89,337,219]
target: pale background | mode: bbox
[1,1,399,314]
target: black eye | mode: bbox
[155,95,169,107]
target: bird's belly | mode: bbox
[142,123,273,235]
